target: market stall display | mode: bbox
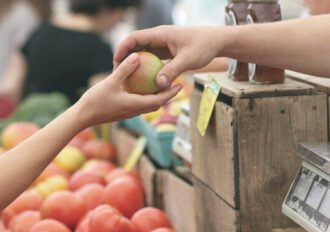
[0,123,176,232]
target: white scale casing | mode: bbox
[282,143,330,232]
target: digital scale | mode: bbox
[282,143,330,232]
[172,103,192,166]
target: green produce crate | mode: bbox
[120,117,181,168]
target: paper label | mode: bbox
[197,75,221,136]
[124,136,147,171]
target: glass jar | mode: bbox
[247,0,285,84]
[225,0,249,81]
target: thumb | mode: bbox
[113,53,140,82]
[156,53,190,89]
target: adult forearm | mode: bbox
[0,104,85,209]
[220,15,330,77]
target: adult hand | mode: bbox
[76,53,182,128]
[114,26,223,89]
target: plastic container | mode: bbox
[120,117,181,168]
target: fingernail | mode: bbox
[127,53,139,64]
[158,75,169,88]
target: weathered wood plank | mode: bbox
[194,176,240,232]
[286,70,330,94]
[273,228,306,232]
[190,90,237,208]
[194,72,315,98]
[162,171,196,232]
[237,94,328,232]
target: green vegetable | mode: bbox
[0,93,70,130]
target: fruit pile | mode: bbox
[0,123,175,232]
[142,76,192,133]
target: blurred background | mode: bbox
[0,0,316,119]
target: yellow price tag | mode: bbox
[197,75,221,136]
[124,136,147,171]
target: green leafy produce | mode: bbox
[0,93,70,131]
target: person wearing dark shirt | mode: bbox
[0,0,141,104]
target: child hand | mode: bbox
[75,53,182,128]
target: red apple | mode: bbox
[41,191,87,229]
[102,176,144,218]
[1,122,40,149]
[1,190,43,226]
[69,170,105,191]
[30,219,71,232]
[123,51,164,95]
[75,184,105,211]
[81,139,116,161]
[81,159,116,176]
[8,210,41,232]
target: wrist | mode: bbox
[215,26,239,58]
[65,102,90,133]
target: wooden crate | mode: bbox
[286,70,330,138]
[190,73,328,231]
[161,171,196,232]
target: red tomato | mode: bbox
[131,207,173,232]
[75,211,92,232]
[103,176,144,218]
[41,191,87,229]
[1,191,43,226]
[81,139,116,161]
[151,228,176,232]
[75,183,104,210]
[105,168,141,185]
[8,210,41,232]
[69,170,106,191]
[30,219,71,232]
[89,205,134,232]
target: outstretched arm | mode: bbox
[114,15,330,89]
[0,53,182,210]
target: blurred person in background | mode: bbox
[0,0,51,118]
[303,0,330,15]
[0,0,141,105]
[135,0,174,29]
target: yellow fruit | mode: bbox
[143,108,164,122]
[33,175,69,197]
[54,146,86,173]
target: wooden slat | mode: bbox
[190,90,237,208]
[237,94,328,231]
[194,176,240,232]
[137,156,157,206]
[194,72,315,98]
[286,70,330,94]
[273,228,306,232]
[111,127,137,167]
[162,171,196,232]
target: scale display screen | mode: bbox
[285,165,330,231]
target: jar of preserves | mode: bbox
[247,0,285,84]
[225,0,249,81]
